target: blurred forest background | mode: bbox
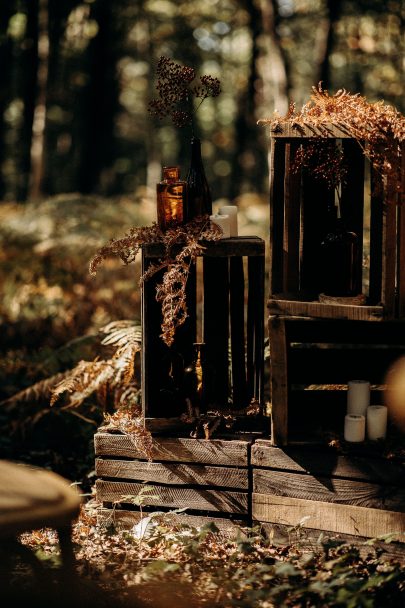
[0,0,404,478]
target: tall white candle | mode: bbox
[219,206,238,237]
[366,405,388,440]
[344,414,365,442]
[210,214,231,238]
[347,380,370,416]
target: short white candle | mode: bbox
[344,414,365,442]
[219,205,238,237]
[366,405,388,440]
[210,214,231,238]
[347,380,370,416]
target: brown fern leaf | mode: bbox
[50,360,115,408]
[103,410,153,460]
[1,372,69,411]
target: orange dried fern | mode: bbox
[90,216,222,346]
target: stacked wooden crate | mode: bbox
[258,122,405,544]
[95,431,251,530]
[251,440,405,545]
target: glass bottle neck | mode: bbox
[163,166,180,182]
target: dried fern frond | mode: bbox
[50,359,115,408]
[91,216,222,346]
[1,371,69,411]
[50,320,142,408]
[103,409,153,460]
[259,83,405,188]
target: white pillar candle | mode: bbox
[366,405,388,440]
[219,205,238,237]
[344,414,365,442]
[210,214,231,238]
[347,380,370,416]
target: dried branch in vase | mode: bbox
[90,216,222,346]
[148,56,221,130]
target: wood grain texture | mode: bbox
[268,316,288,445]
[251,443,405,485]
[96,508,247,535]
[143,238,265,259]
[253,468,405,512]
[283,142,302,293]
[94,433,250,465]
[267,299,383,321]
[96,479,248,514]
[265,123,353,139]
[252,493,405,538]
[397,141,405,318]
[381,175,397,318]
[260,522,405,562]
[269,138,286,295]
[229,256,247,409]
[95,458,249,489]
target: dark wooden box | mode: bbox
[252,440,405,550]
[141,237,265,430]
[94,430,252,531]
[268,124,405,320]
[269,316,405,445]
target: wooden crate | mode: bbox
[252,440,405,542]
[141,237,265,429]
[268,124,405,320]
[94,430,252,529]
[269,316,405,445]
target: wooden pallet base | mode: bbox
[94,431,405,554]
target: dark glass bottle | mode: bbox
[156,166,187,231]
[319,205,360,296]
[185,137,212,220]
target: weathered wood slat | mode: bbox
[248,256,265,405]
[268,316,288,445]
[251,444,405,485]
[96,479,248,514]
[265,123,353,139]
[143,238,265,259]
[203,256,229,408]
[398,141,405,317]
[261,522,405,562]
[95,458,249,489]
[341,139,364,294]
[252,493,405,538]
[269,138,285,294]
[253,468,405,512]
[283,142,301,293]
[96,508,247,535]
[230,257,247,409]
[268,299,383,321]
[94,433,250,465]
[381,175,397,318]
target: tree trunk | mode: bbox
[316,0,343,88]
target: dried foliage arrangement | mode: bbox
[90,216,222,346]
[148,55,221,129]
[260,83,405,193]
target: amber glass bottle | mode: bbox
[320,205,360,296]
[157,166,187,231]
[185,137,212,220]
